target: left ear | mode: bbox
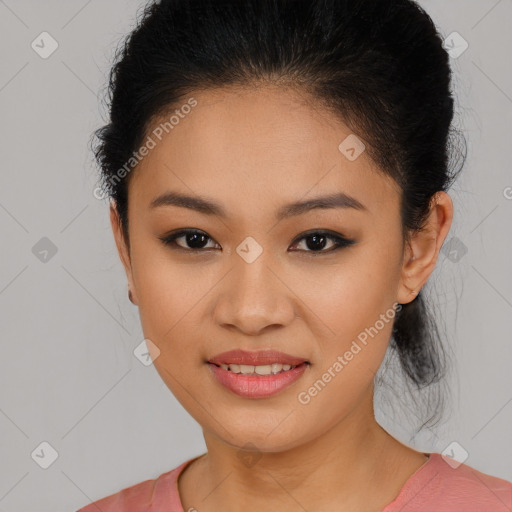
[397,191,454,305]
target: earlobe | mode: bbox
[397,191,453,305]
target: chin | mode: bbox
[216,421,311,454]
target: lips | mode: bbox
[208,349,309,367]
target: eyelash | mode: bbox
[159,229,356,255]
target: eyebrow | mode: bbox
[150,190,367,220]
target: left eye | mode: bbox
[289,230,356,254]
[159,229,356,254]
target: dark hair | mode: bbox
[92,0,466,429]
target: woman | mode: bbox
[78,0,512,510]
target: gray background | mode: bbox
[0,1,511,511]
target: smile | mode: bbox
[207,361,309,398]
[214,362,298,375]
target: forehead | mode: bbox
[129,85,400,217]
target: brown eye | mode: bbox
[160,229,220,251]
[289,230,356,254]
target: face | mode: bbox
[111,85,439,453]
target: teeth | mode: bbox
[219,363,297,374]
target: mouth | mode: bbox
[206,349,310,398]
[208,361,308,375]
[208,349,309,368]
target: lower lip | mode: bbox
[207,362,308,399]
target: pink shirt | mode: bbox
[77,452,512,511]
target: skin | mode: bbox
[110,84,453,512]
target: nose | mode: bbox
[213,250,296,336]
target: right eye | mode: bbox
[159,229,221,251]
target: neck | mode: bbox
[180,388,424,512]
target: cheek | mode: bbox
[288,244,402,390]
[131,245,212,340]
[129,258,213,401]
[289,250,401,346]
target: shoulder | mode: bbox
[387,452,512,512]
[76,458,191,512]
[76,477,157,512]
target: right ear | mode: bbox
[109,201,138,305]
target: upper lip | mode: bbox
[208,350,308,366]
